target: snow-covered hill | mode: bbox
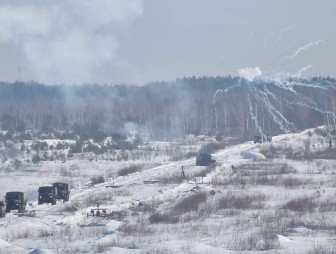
[1,128,336,253]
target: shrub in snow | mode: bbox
[117,165,142,176]
[90,175,105,185]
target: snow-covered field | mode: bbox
[1,129,336,253]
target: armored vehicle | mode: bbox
[0,201,6,217]
[38,186,57,205]
[254,136,262,144]
[53,182,70,202]
[196,152,216,166]
[5,192,27,213]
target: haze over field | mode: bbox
[0,0,335,84]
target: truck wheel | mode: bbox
[18,205,23,213]
[6,208,10,213]
[38,200,42,205]
[52,199,56,205]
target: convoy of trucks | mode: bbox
[1,182,70,217]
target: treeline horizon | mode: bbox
[0,76,335,141]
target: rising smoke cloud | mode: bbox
[0,0,143,84]
[238,67,262,81]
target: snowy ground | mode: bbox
[1,129,336,253]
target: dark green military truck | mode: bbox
[53,182,70,202]
[5,192,27,213]
[0,201,6,217]
[38,186,57,205]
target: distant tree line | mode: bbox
[0,76,335,140]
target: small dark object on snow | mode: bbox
[329,138,332,148]
[231,165,238,173]
[196,152,216,166]
[143,180,159,184]
[210,190,216,195]
[106,185,121,188]
[181,166,185,179]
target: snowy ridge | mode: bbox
[1,128,336,253]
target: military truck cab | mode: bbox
[38,186,57,205]
[196,152,216,166]
[0,201,6,217]
[266,134,272,142]
[254,136,262,144]
[53,182,70,202]
[5,192,27,213]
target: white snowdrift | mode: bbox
[27,248,55,254]
[243,151,266,160]
[0,239,25,253]
[0,239,11,248]
[256,234,291,250]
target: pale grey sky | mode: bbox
[0,0,334,84]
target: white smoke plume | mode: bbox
[292,65,312,78]
[238,67,262,81]
[0,0,143,84]
[284,40,326,60]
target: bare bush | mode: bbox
[200,142,225,153]
[239,162,297,176]
[308,245,336,254]
[157,174,183,184]
[283,196,316,212]
[172,192,207,214]
[55,202,79,213]
[319,200,336,212]
[118,164,142,176]
[193,163,216,178]
[310,148,336,160]
[80,190,114,207]
[95,238,119,253]
[228,233,260,251]
[218,192,267,210]
[119,218,156,236]
[258,210,294,236]
[149,213,179,224]
[90,175,105,185]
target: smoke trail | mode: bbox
[212,84,241,106]
[284,40,326,60]
[247,89,265,137]
[0,0,144,84]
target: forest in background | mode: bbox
[0,76,335,141]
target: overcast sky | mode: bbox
[0,0,335,85]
